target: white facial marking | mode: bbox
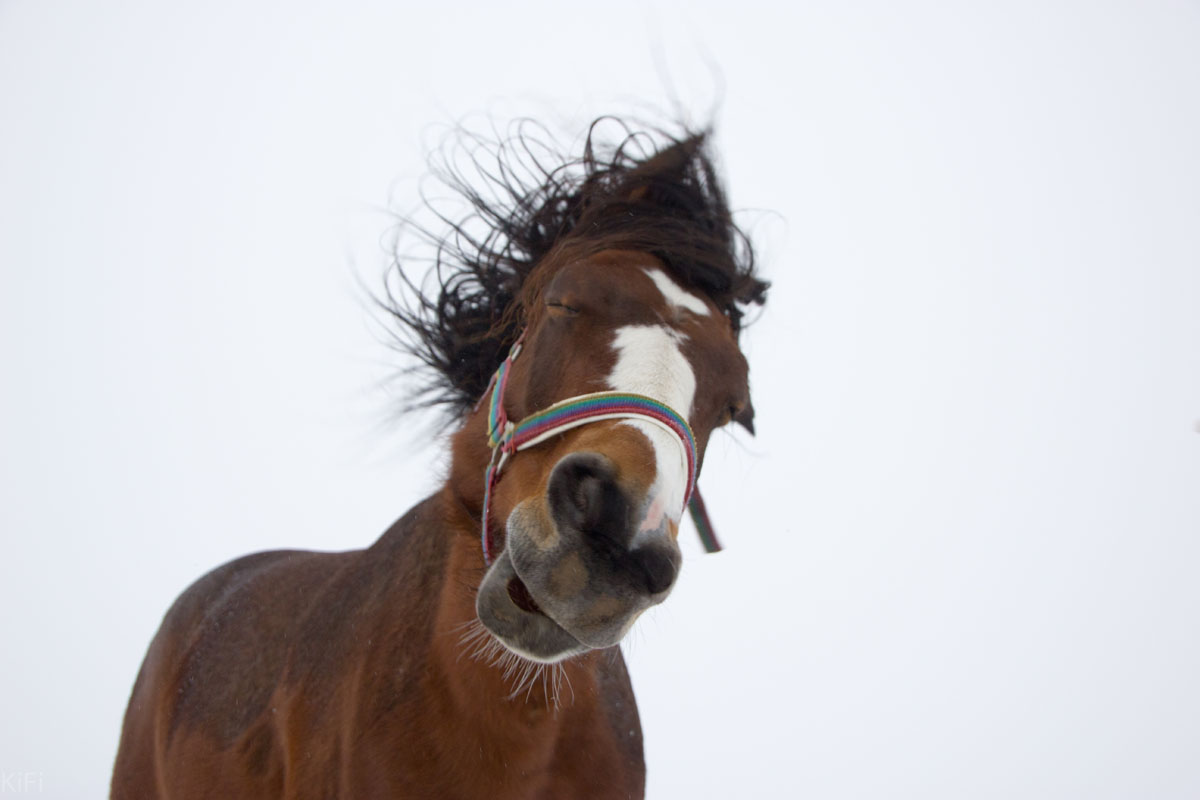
[644,267,710,316]
[607,325,696,530]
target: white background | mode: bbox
[2,1,1198,797]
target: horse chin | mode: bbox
[475,548,589,664]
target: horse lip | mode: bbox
[503,501,667,650]
[476,549,586,664]
[509,560,643,651]
[505,563,586,641]
[506,574,545,616]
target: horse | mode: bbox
[111,119,769,799]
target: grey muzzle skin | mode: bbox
[476,452,683,663]
[475,548,589,663]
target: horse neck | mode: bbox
[420,405,602,723]
[445,398,494,516]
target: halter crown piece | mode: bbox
[479,330,721,565]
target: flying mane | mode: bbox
[383,118,770,417]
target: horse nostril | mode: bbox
[546,452,681,597]
[630,546,680,595]
[573,472,604,519]
[547,453,629,541]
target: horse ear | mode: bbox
[734,401,756,436]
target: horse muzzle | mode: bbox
[476,451,682,661]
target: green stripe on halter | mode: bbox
[687,492,721,553]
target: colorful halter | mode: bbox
[479,331,721,565]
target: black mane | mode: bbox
[383,117,769,417]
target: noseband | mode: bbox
[479,331,721,565]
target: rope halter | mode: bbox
[479,331,721,565]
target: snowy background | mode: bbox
[2,1,1198,797]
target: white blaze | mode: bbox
[606,325,696,526]
[644,267,710,316]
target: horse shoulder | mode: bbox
[113,495,439,799]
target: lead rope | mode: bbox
[479,331,721,565]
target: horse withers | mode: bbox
[111,120,768,799]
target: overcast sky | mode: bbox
[2,1,1198,797]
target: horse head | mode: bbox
[470,248,755,662]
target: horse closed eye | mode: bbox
[546,301,580,316]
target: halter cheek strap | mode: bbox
[479,332,721,565]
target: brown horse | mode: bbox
[111,120,768,799]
